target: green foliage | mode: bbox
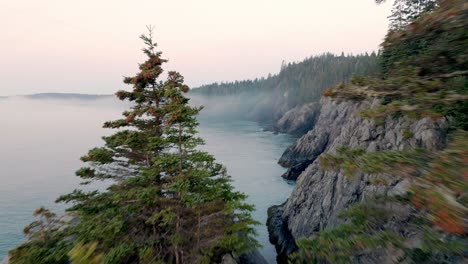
[410,131,468,235]
[380,0,467,77]
[80,147,114,164]
[402,129,413,139]
[102,243,137,264]
[306,131,468,262]
[290,203,402,263]
[11,27,259,264]
[320,147,430,178]
[374,0,467,131]
[9,208,71,264]
[326,72,467,130]
[321,130,467,233]
[385,0,439,31]
[9,241,71,264]
[21,207,62,246]
[68,242,103,264]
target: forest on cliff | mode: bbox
[286,0,467,262]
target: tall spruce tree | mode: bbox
[376,0,439,30]
[10,27,258,264]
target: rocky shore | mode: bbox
[267,96,449,262]
[264,102,320,136]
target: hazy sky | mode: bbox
[1,0,392,96]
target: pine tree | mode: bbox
[11,26,258,264]
[377,0,439,30]
[156,71,259,262]
[10,208,71,264]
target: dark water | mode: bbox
[0,97,294,263]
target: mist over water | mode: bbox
[0,96,294,263]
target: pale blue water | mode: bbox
[0,97,294,263]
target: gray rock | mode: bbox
[387,179,411,196]
[220,249,269,264]
[272,102,320,136]
[1,256,9,264]
[221,254,238,264]
[238,249,269,264]
[280,160,312,180]
[278,97,447,169]
[266,205,297,264]
[268,97,449,260]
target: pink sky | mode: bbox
[0,0,392,96]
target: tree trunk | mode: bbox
[178,123,183,174]
[175,214,181,264]
[197,212,201,253]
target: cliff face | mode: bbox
[269,97,449,261]
[221,250,268,264]
[270,102,320,136]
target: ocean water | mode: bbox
[0,96,294,263]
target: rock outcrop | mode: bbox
[238,249,269,264]
[280,160,311,181]
[270,102,320,136]
[1,256,9,264]
[266,205,298,263]
[221,250,268,264]
[268,96,449,262]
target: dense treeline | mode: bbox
[192,53,380,121]
[275,53,380,106]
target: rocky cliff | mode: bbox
[268,96,449,262]
[265,102,320,136]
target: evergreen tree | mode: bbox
[10,208,71,264]
[376,0,439,30]
[10,27,258,264]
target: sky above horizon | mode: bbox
[1,0,392,96]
